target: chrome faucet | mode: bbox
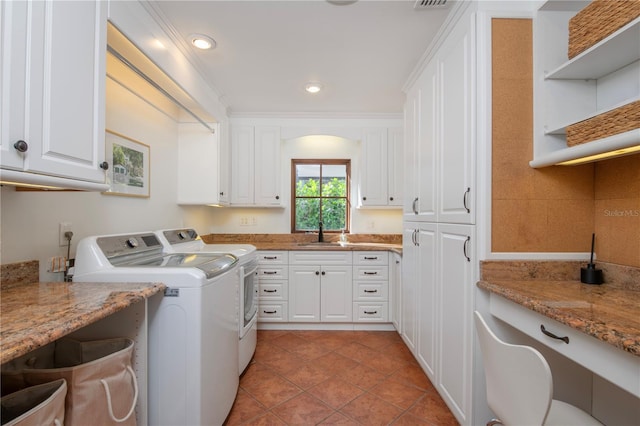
[318,221,324,242]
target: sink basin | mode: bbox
[295,242,340,247]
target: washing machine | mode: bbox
[155,229,258,374]
[73,232,239,426]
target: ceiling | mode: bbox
[146,0,452,116]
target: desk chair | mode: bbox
[474,311,603,426]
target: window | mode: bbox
[292,159,350,233]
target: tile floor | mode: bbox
[224,330,458,425]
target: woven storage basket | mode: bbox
[566,100,640,146]
[568,0,640,59]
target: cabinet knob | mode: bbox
[315,271,320,275]
[13,140,28,153]
[389,196,394,201]
[363,196,367,201]
[220,191,224,196]
[275,195,280,200]
[321,271,326,275]
[99,161,109,170]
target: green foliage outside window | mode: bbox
[295,177,347,231]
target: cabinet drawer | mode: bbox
[289,251,352,265]
[353,302,389,322]
[353,265,388,280]
[354,251,388,265]
[257,266,288,280]
[353,281,388,301]
[258,303,288,322]
[490,295,640,398]
[257,251,288,264]
[259,281,288,300]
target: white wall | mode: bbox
[0,77,207,280]
[201,134,403,235]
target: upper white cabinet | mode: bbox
[403,13,475,225]
[358,127,403,208]
[218,119,231,204]
[532,2,640,167]
[230,124,282,207]
[0,0,108,189]
[177,123,220,205]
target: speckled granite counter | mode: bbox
[1,281,166,363]
[477,261,640,357]
[201,233,403,255]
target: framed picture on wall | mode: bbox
[103,130,150,198]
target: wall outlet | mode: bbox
[239,217,249,226]
[59,222,73,246]
[366,221,375,230]
[251,216,257,226]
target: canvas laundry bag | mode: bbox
[0,379,66,426]
[1,338,138,426]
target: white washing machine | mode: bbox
[155,229,258,374]
[73,232,240,426]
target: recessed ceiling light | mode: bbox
[190,34,216,50]
[305,82,323,94]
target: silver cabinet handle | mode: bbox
[463,236,471,262]
[540,324,569,344]
[412,197,419,214]
[463,187,471,213]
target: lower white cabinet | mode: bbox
[403,221,475,424]
[257,251,289,323]
[289,252,353,322]
[353,251,389,323]
[390,252,402,332]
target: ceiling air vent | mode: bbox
[414,0,448,9]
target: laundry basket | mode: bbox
[1,338,138,426]
[1,379,67,426]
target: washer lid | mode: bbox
[125,253,238,279]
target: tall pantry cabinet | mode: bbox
[402,3,476,424]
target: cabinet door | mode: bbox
[401,226,418,354]
[416,223,437,382]
[417,61,438,221]
[403,86,419,219]
[29,1,106,181]
[177,123,218,204]
[254,125,281,206]
[2,0,107,182]
[436,223,474,423]
[387,128,403,207]
[230,125,254,205]
[0,1,28,169]
[218,119,230,204]
[438,14,475,224]
[390,253,402,333]
[320,265,353,322]
[360,128,388,207]
[288,265,320,322]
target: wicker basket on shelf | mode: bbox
[566,100,640,147]
[568,0,640,59]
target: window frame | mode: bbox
[291,159,351,234]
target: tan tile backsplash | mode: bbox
[491,19,639,267]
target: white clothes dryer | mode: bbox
[155,229,258,374]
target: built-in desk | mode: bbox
[477,277,640,398]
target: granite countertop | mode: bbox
[477,262,640,357]
[201,233,403,255]
[1,281,166,363]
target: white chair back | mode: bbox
[474,311,553,426]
